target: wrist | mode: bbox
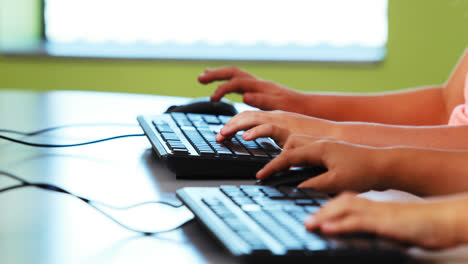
[291,91,310,115]
[367,147,397,190]
[451,199,468,245]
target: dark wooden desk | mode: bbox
[0,90,466,264]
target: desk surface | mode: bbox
[0,90,467,264]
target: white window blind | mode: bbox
[44,0,388,61]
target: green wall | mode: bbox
[0,0,467,100]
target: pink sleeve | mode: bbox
[448,73,468,125]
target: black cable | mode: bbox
[0,123,139,136]
[0,171,192,235]
[0,133,145,148]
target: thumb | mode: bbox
[297,171,339,193]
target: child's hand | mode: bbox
[198,67,306,113]
[257,136,387,193]
[215,110,335,146]
[305,192,466,249]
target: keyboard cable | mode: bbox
[0,123,145,148]
[0,170,193,236]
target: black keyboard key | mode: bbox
[170,112,187,120]
[295,199,316,206]
[304,206,320,214]
[231,197,256,206]
[236,231,269,251]
[152,119,167,125]
[210,142,233,156]
[202,197,222,206]
[314,198,328,206]
[161,132,180,141]
[303,232,329,251]
[203,115,221,124]
[262,188,286,199]
[176,119,194,127]
[167,141,187,150]
[172,148,189,154]
[235,135,269,158]
[187,114,204,121]
[277,187,308,199]
[299,188,330,199]
[203,198,270,252]
[198,149,216,156]
[246,210,304,251]
[155,124,174,133]
[287,210,311,223]
[255,137,282,157]
[218,115,232,124]
[266,210,327,252]
[198,129,217,142]
[224,139,251,157]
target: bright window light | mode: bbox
[44,0,388,61]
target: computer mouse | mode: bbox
[165,97,238,116]
[256,166,327,187]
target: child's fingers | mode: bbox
[198,66,252,84]
[305,193,364,229]
[256,146,324,179]
[319,215,365,235]
[219,111,267,136]
[297,171,341,192]
[211,78,267,101]
[242,124,290,147]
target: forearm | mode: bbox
[334,122,468,149]
[377,147,468,196]
[301,86,447,125]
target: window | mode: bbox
[44,0,388,61]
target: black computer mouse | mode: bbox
[256,166,327,187]
[165,97,238,116]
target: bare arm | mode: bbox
[302,48,468,125]
[383,147,468,196]
[334,121,468,149]
[201,48,467,126]
[301,86,446,125]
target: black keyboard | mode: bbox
[177,185,408,263]
[137,113,282,178]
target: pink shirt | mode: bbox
[448,73,468,125]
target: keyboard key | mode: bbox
[235,135,269,158]
[172,148,189,154]
[277,187,309,199]
[295,199,316,206]
[161,132,180,141]
[224,139,251,157]
[299,188,330,199]
[152,119,167,125]
[202,115,221,124]
[265,209,326,251]
[303,232,328,251]
[304,206,320,214]
[287,210,310,223]
[314,198,328,206]
[187,114,204,121]
[246,210,304,251]
[254,137,282,157]
[218,115,232,124]
[202,197,222,206]
[167,141,186,150]
[155,124,174,133]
